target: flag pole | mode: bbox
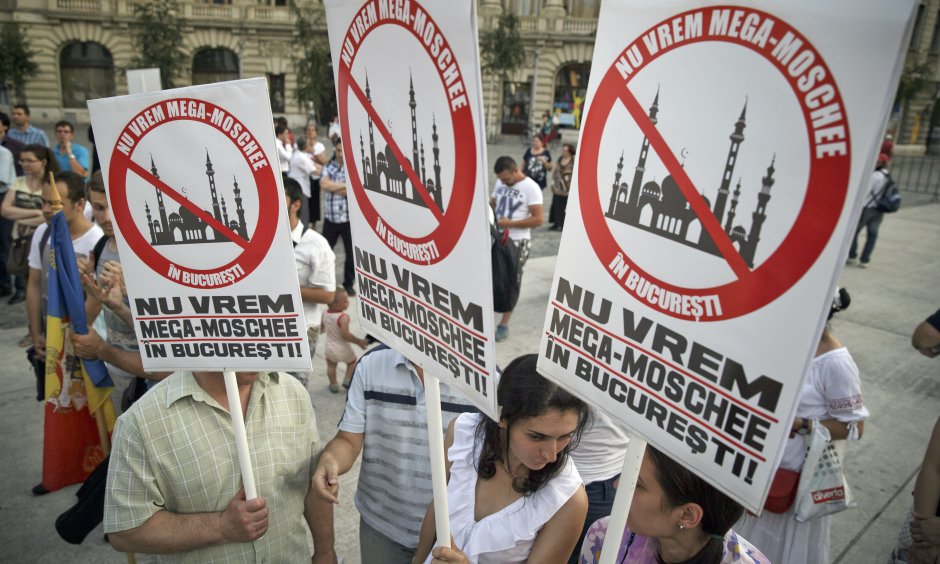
[223,370,258,499]
[48,172,112,457]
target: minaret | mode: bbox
[205,151,223,227]
[233,175,248,239]
[221,196,230,228]
[743,155,775,268]
[366,74,376,175]
[409,72,421,186]
[151,156,169,236]
[145,202,156,243]
[432,115,442,210]
[360,132,367,176]
[606,152,625,218]
[420,140,426,192]
[713,100,747,225]
[725,177,742,233]
[627,88,659,217]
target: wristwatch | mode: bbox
[797,418,811,435]
[68,153,75,159]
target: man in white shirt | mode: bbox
[27,172,104,360]
[847,153,892,268]
[490,156,543,342]
[305,123,329,227]
[285,178,336,388]
[288,137,321,228]
[275,124,293,177]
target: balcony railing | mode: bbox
[57,0,100,11]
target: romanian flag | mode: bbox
[41,211,116,492]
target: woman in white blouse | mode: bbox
[735,287,869,564]
[414,354,590,563]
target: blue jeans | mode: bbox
[359,516,416,564]
[849,207,884,264]
[568,474,620,564]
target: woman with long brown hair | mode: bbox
[1,144,59,304]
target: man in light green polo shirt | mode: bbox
[104,370,333,562]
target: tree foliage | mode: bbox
[129,0,188,88]
[291,1,335,122]
[479,12,525,79]
[0,22,39,102]
[897,58,934,104]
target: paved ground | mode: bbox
[0,132,937,562]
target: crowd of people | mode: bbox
[1,109,936,564]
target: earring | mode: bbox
[678,523,686,530]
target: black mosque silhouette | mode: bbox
[605,88,776,269]
[143,151,249,246]
[358,71,444,212]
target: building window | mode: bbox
[59,41,115,108]
[911,4,926,51]
[268,73,286,113]
[192,48,240,85]
[553,63,591,129]
[930,10,940,54]
[514,0,539,17]
[501,81,531,135]
[567,0,600,18]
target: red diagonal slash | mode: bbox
[618,90,751,279]
[347,77,445,221]
[126,158,249,249]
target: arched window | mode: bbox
[553,63,591,129]
[192,48,239,85]
[60,41,115,108]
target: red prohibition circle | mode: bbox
[579,7,851,321]
[337,1,476,265]
[108,98,280,289]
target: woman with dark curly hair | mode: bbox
[414,354,590,563]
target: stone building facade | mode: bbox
[2,0,935,149]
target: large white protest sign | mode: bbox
[325,0,497,418]
[88,78,310,372]
[537,0,914,512]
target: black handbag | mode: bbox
[491,225,520,313]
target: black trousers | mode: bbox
[322,219,354,290]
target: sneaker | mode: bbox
[32,483,50,496]
[8,290,25,305]
[858,261,869,269]
[329,384,341,393]
[495,324,509,342]
[845,257,858,266]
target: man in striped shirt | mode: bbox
[9,104,50,147]
[311,346,476,563]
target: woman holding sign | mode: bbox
[414,354,589,563]
[577,446,768,563]
[735,288,869,564]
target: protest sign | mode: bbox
[325,0,497,418]
[537,0,914,512]
[88,78,309,372]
